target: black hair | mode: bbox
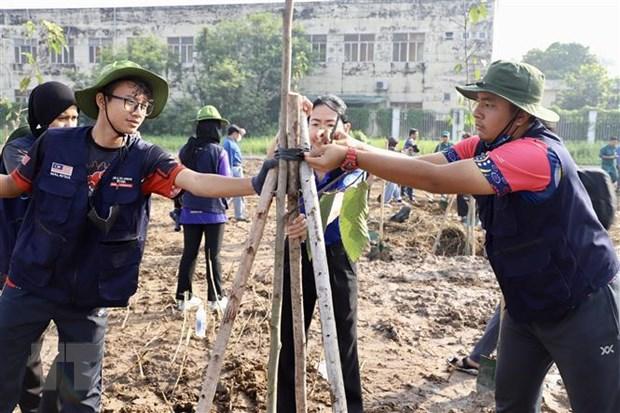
[196,119,222,144]
[228,124,241,135]
[312,94,348,123]
[409,128,418,135]
[102,77,153,101]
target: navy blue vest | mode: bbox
[180,141,226,214]
[0,133,36,275]
[474,124,619,322]
[9,127,153,308]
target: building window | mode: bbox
[392,33,424,62]
[14,38,37,64]
[50,40,75,65]
[14,89,31,105]
[168,36,194,64]
[443,93,451,102]
[308,34,326,62]
[89,37,112,64]
[445,32,454,40]
[344,34,374,62]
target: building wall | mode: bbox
[0,0,495,114]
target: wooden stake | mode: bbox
[196,169,277,413]
[265,1,295,410]
[298,101,348,413]
[287,95,307,413]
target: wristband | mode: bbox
[339,146,358,171]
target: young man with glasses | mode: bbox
[0,60,275,411]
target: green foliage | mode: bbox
[376,109,392,137]
[523,42,597,80]
[467,2,488,24]
[349,129,368,143]
[346,108,371,132]
[339,180,370,262]
[186,12,312,135]
[17,19,66,91]
[558,63,614,110]
[0,99,27,138]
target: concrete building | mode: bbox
[0,0,495,136]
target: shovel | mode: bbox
[476,355,497,392]
[476,298,505,393]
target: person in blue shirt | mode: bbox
[600,136,619,183]
[278,94,365,413]
[223,123,248,221]
[175,105,232,312]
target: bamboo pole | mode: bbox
[287,95,307,413]
[298,101,348,413]
[265,1,295,411]
[195,169,277,413]
[467,196,476,256]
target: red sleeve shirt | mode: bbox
[445,135,557,197]
[9,134,185,199]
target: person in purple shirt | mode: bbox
[175,105,232,311]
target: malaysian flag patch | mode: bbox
[50,162,74,179]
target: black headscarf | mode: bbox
[180,119,223,170]
[27,81,77,138]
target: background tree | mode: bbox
[557,63,613,110]
[1,19,65,135]
[187,12,311,135]
[522,42,597,79]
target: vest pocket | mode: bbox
[97,239,142,305]
[498,245,572,320]
[36,176,78,226]
[13,218,65,287]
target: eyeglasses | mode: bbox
[107,94,154,116]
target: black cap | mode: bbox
[228,124,242,135]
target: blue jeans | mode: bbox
[469,305,500,363]
[0,286,107,413]
[383,181,401,203]
[231,166,246,219]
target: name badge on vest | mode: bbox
[50,162,74,180]
[110,176,134,189]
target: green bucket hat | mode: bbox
[456,60,559,123]
[196,105,229,126]
[75,60,169,120]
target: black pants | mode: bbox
[277,241,363,413]
[457,194,469,218]
[175,223,225,302]
[496,277,620,413]
[0,278,45,413]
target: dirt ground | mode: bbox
[37,159,620,413]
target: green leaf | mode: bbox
[339,181,370,262]
[19,77,31,91]
[23,20,36,36]
[454,63,463,74]
[319,192,337,233]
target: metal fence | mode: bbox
[347,108,620,142]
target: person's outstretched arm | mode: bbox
[0,175,23,198]
[305,143,494,195]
